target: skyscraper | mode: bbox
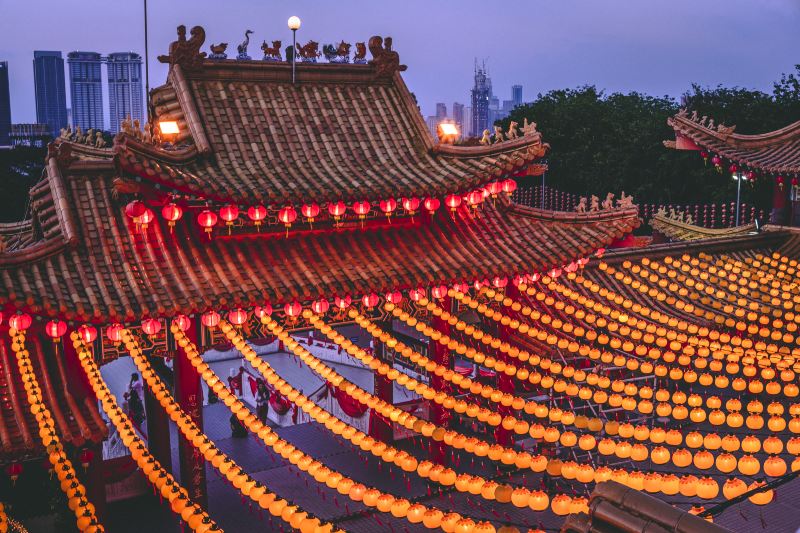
[435,102,447,120]
[512,84,523,108]
[33,51,68,137]
[107,52,144,133]
[0,62,11,145]
[452,102,464,134]
[67,52,104,131]
[470,62,490,137]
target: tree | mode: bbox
[0,146,46,222]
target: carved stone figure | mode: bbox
[237,30,254,60]
[717,124,737,135]
[133,119,142,139]
[367,36,407,79]
[59,127,68,139]
[522,118,538,136]
[690,110,698,122]
[209,42,228,60]
[142,123,152,144]
[95,131,106,148]
[601,192,615,210]
[493,126,504,143]
[158,25,206,70]
[707,118,715,130]
[121,116,132,135]
[261,40,282,61]
[685,214,694,225]
[353,42,367,64]
[576,197,587,213]
[479,129,491,145]
[617,191,634,209]
[85,128,94,144]
[590,195,599,211]
[297,40,321,62]
[324,41,351,63]
[507,121,519,140]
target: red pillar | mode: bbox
[143,366,172,472]
[173,321,207,506]
[429,295,452,464]
[369,323,394,443]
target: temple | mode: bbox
[0,24,798,533]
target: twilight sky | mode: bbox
[1,0,799,125]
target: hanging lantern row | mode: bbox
[123,179,520,238]
[700,151,797,187]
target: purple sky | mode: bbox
[1,0,799,124]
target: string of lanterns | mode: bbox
[119,329,339,533]
[173,321,464,530]
[8,328,104,532]
[69,334,219,533]
[0,502,6,533]
[123,179,518,238]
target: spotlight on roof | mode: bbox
[158,121,180,135]
[439,123,459,136]
[288,16,302,31]
[437,122,460,144]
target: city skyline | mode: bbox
[0,1,798,128]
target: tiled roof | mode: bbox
[0,334,106,459]
[0,154,639,323]
[667,111,800,175]
[650,212,757,242]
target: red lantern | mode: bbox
[301,203,321,227]
[197,209,218,237]
[125,200,146,219]
[486,181,503,198]
[423,197,441,215]
[431,285,448,299]
[220,204,239,225]
[141,318,162,336]
[328,201,347,223]
[139,208,155,230]
[161,203,183,232]
[254,304,273,320]
[379,198,397,220]
[729,164,738,175]
[453,282,469,294]
[228,308,249,326]
[466,190,484,209]
[8,313,32,331]
[45,319,67,341]
[473,279,486,291]
[311,299,330,315]
[777,176,785,190]
[172,315,192,332]
[402,197,420,216]
[278,206,297,237]
[79,449,94,470]
[201,311,221,329]
[529,272,540,283]
[334,295,352,309]
[361,293,379,308]
[106,323,124,343]
[595,248,606,258]
[492,276,508,288]
[700,151,709,164]
[6,463,22,485]
[284,301,302,318]
[747,171,756,182]
[501,179,517,196]
[792,177,799,187]
[77,324,97,344]
[353,201,371,219]
[548,268,562,279]
[385,291,403,304]
[409,288,425,302]
[247,205,267,230]
[444,194,462,213]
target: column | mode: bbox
[429,295,452,464]
[143,356,172,472]
[173,320,207,506]
[369,322,394,443]
[83,442,107,521]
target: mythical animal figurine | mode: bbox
[601,192,615,210]
[522,118,538,136]
[353,42,367,64]
[707,118,715,130]
[85,128,95,144]
[367,36,406,79]
[685,214,694,225]
[261,40,281,61]
[133,119,142,140]
[507,121,519,140]
[690,110,699,121]
[297,40,320,62]
[590,195,600,211]
[158,25,206,70]
[617,191,634,209]
[209,42,228,59]
[237,30,254,60]
[576,197,587,213]
[493,126,504,143]
[323,41,351,63]
[479,129,491,145]
[95,131,106,148]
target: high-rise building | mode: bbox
[0,62,11,145]
[107,52,144,133]
[462,106,472,138]
[470,62,490,137]
[33,51,68,137]
[452,102,464,134]
[435,102,447,120]
[67,52,104,130]
[512,84,523,108]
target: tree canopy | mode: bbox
[499,65,800,209]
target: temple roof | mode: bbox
[115,27,549,206]
[0,150,639,323]
[667,109,800,175]
[650,211,758,242]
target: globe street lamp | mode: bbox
[288,16,301,84]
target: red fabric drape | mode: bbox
[248,376,258,397]
[270,394,291,415]
[330,383,368,417]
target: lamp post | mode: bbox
[288,16,301,84]
[732,170,744,226]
